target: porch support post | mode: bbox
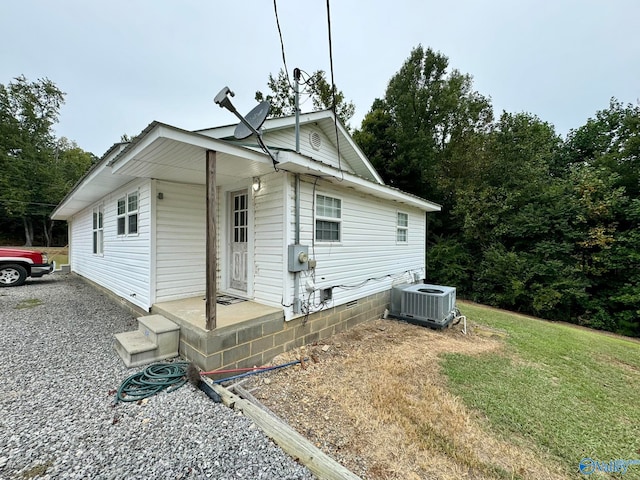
[206,150,217,330]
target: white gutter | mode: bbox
[276,151,441,212]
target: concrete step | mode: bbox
[138,314,180,353]
[114,315,180,368]
[114,331,158,368]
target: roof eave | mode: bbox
[277,151,441,212]
[50,142,129,220]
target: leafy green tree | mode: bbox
[454,112,563,247]
[564,99,640,197]
[255,69,355,128]
[353,45,639,335]
[353,45,493,205]
[42,139,96,245]
[443,112,594,320]
[0,75,64,244]
[0,76,93,246]
[563,100,640,334]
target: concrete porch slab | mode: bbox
[148,290,389,373]
[150,296,287,372]
[152,296,283,331]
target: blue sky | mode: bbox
[3,0,638,156]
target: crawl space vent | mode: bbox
[309,131,322,151]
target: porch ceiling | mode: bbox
[111,136,276,186]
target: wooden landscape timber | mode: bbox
[204,378,362,480]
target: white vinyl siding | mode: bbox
[252,172,286,307]
[287,175,425,318]
[262,125,354,172]
[139,176,284,307]
[69,179,152,310]
[154,181,207,303]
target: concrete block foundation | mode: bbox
[175,290,391,372]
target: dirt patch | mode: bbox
[600,354,640,374]
[15,298,43,310]
[245,318,568,480]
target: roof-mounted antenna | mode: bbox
[214,86,278,169]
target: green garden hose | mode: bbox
[116,362,190,403]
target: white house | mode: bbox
[51,110,441,370]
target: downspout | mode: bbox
[425,211,429,283]
[293,68,302,313]
[294,68,300,153]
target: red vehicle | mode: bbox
[0,248,54,287]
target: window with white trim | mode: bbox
[92,205,103,255]
[397,212,408,243]
[117,191,139,236]
[315,194,341,242]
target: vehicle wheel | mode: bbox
[0,264,28,287]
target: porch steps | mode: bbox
[114,314,180,368]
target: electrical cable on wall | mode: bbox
[298,267,424,320]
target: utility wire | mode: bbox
[0,199,60,207]
[273,0,292,90]
[325,0,344,180]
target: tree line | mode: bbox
[0,75,95,246]
[351,46,639,337]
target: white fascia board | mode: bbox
[332,117,384,185]
[278,152,441,212]
[196,123,236,139]
[264,111,385,185]
[108,123,272,174]
[51,145,127,220]
[50,166,103,219]
[197,111,332,139]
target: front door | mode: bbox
[229,190,248,292]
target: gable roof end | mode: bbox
[196,110,384,185]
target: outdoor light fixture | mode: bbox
[252,177,261,192]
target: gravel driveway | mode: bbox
[0,273,314,479]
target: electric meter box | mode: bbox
[288,244,309,272]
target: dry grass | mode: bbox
[251,319,568,479]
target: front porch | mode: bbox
[151,296,287,371]
[147,290,392,372]
[153,296,283,331]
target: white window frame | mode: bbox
[396,211,408,243]
[92,204,104,255]
[315,193,342,243]
[117,191,139,236]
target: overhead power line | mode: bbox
[273,0,292,90]
[325,0,343,179]
[0,199,60,207]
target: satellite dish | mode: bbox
[214,86,278,168]
[234,101,271,140]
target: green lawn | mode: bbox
[442,302,640,477]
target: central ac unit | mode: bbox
[390,283,457,329]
